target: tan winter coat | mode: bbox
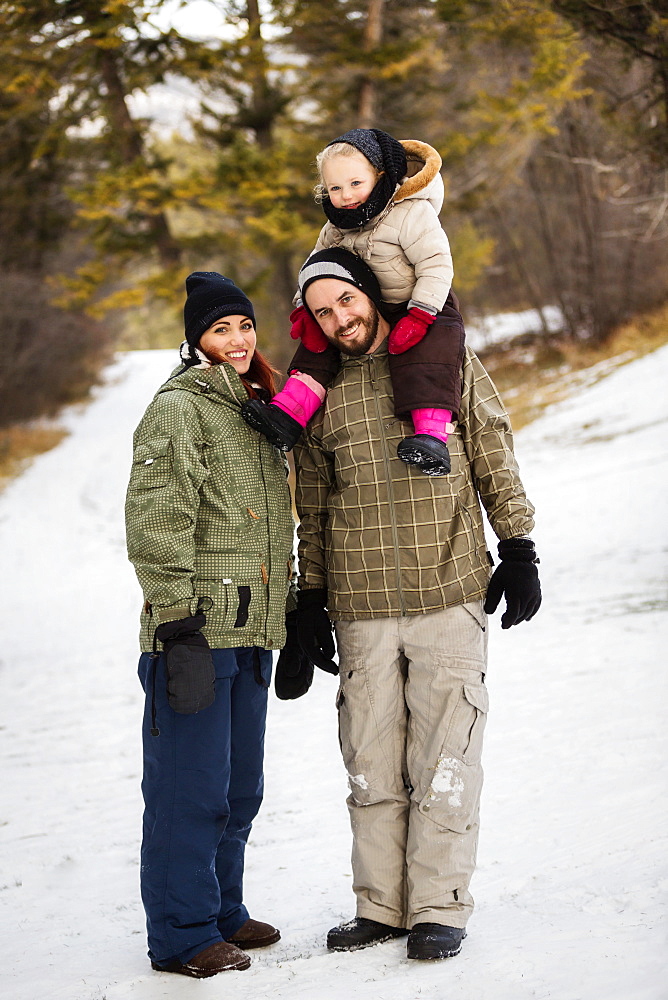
[294,344,535,620]
[309,140,453,312]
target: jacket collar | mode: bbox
[157,358,248,405]
[340,338,390,367]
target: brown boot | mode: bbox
[151,940,251,977]
[227,917,281,949]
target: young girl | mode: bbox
[242,128,465,476]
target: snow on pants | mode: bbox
[334,603,489,930]
[137,645,272,966]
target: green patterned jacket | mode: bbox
[125,360,296,652]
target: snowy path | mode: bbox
[1,347,666,1000]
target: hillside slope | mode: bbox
[1,347,666,1000]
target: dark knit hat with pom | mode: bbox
[183,271,255,350]
[328,128,407,189]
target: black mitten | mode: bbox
[483,537,542,629]
[275,610,314,700]
[296,588,338,675]
[154,613,215,713]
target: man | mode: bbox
[276,248,541,961]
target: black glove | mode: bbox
[154,613,215,713]
[275,609,314,700]
[296,588,338,675]
[484,537,542,629]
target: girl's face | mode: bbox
[198,315,256,374]
[321,152,379,210]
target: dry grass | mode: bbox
[0,424,68,493]
[480,302,668,430]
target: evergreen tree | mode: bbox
[0,1,205,310]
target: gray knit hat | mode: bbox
[298,248,384,314]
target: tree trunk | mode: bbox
[489,205,552,335]
[525,159,574,338]
[357,0,384,127]
[269,250,299,374]
[246,0,273,149]
[96,49,181,268]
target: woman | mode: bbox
[125,272,308,978]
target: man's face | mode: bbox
[305,278,386,357]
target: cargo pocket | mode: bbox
[445,682,489,764]
[418,684,488,834]
[462,601,485,629]
[336,663,380,806]
[129,437,173,490]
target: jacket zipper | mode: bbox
[368,355,406,616]
[257,435,271,646]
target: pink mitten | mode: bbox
[388,307,435,355]
[289,306,330,353]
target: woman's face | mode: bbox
[199,314,256,374]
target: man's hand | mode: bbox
[275,609,314,699]
[388,307,435,354]
[295,588,338,674]
[154,613,215,713]
[289,305,330,353]
[483,538,542,629]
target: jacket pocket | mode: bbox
[129,437,172,490]
[371,252,413,290]
[195,578,261,634]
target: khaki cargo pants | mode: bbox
[334,602,489,930]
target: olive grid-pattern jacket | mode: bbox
[294,344,535,620]
[125,361,296,652]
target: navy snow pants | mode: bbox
[138,645,272,967]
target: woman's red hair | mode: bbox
[241,349,281,400]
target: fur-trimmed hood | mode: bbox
[393,140,444,214]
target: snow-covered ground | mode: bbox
[465,306,563,353]
[1,344,666,1000]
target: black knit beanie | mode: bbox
[183,271,255,351]
[298,248,384,315]
[322,128,407,230]
[328,128,407,188]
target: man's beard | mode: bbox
[329,304,380,357]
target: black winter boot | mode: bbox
[406,923,466,960]
[241,399,302,452]
[396,434,451,476]
[326,917,408,952]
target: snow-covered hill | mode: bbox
[1,346,666,1000]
